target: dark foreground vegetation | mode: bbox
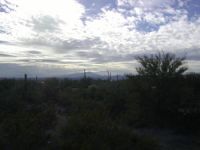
[0,52,200,150]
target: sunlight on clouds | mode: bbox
[13,0,85,19]
[0,0,200,76]
[1,0,86,40]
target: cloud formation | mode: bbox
[0,0,200,76]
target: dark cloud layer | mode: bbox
[27,50,42,55]
[0,63,77,78]
[0,53,15,57]
[22,37,107,53]
[17,58,61,63]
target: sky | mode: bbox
[0,0,200,77]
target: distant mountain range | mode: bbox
[62,72,126,80]
[65,72,103,79]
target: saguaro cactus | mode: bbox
[24,73,28,98]
[107,71,112,81]
[84,69,86,79]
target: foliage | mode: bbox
[136,52,188,77]
[0,65,200,149]
[58,109,159,150]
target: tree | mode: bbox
[134,52,188,126]
[136,52,188,77]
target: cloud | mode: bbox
[31,15,64,33]
[0,0,200,76]
[143,12,166,25]
[0,40,10,45]
[17,58,62,63]
[117,0,176,9]
[0,0,16,13]
[0,63,80,77]
[0,53,15,57]
[0,40,16,46]
[21,36,107,54]
[27,50,42,55]
[175,48,200,61]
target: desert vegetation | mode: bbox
[0,52,200,150]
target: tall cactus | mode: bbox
[24,73,28,99]
[84,69,86,80]
[107,71,112,81]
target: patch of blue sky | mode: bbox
[186,0,200,19]
[136,21,160,32]
[79,0,117,16]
